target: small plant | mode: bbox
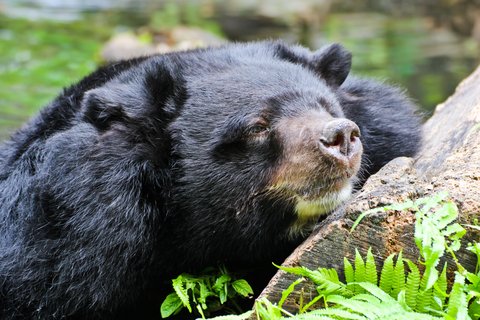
[160,266,253,319]
[250,193,480,320]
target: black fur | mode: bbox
[0,41,421,319]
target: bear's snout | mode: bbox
[269,112,363,199]
[320,118,361,160]
[275,111,363,172]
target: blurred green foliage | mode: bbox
[150,1,223,36]
[0,15,112,137]
[323,14,476,115]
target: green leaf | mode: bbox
[433,201,459,230]
[232,279,253,298]
[379,253,396,294]
[387,199,415,211]
[423,265,439,291]
[279,278,303,309]
[213,274,231,295]
[432,263,448,310]
[405,259,421,310]
[204,310,254,320]
[255,298,284,319]
[354,249,366,293]
[444,223,466,239]
[351,207,381,232]
[365,248,378,285]
[198,281,210,309]
[357,282,396,303]
[344,257,355,285]
[414,192,448,213]
[397,290,411,311]
[328,293,381,318]
[196,303,206,319]
[467,242,480,274]
[172,275,192,312]
[160,293,184,318]
[447,273,469,319]
[278,265,347,297]
[300,306,367,319]
[219,286,228,304]
[416,289,434,313]
[468,298,480,319]
[300,294,325,314]
[392,251,405,298]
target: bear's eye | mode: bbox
[248,123,270,135]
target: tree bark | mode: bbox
[256,65,480,312]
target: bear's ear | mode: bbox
[311,44,352,88]
[80,64,182,131]
[80,86,130,130]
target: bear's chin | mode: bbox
[287,181,353,237]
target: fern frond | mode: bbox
[379,253,396,295]
[350,293,381,304]
[344,257,355,285]
[405,259,421,310]
[172,275,192,312]
[328,294,381,318]
[397,290,411,311]
[354,249,366,293]
[365,248,378,285]
[295,307,366,320]
[278,266,324,286]
[300,294,324,314]
[357,282,396,303]
[432,263,448,311]
[414,192,448,213]
[468,297,480,319]
[447,273,470,319]
[415,288,433,314]
[279,278,304,309]
[278,265,349,297]
[204,310,254,320]
[391,251,405,298]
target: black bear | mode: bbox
[0,41,421,319]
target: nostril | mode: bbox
[321,119,361,157]
[321,132,345,148]
[350,127,360,142]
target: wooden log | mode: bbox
[256,66,480,312]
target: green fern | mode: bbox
[246,193,480,320]
[404,259,421,310]
[378,253,396,295]
[279,278,304,309]
[354,249,366,293]
[344,257,355,285]
[391,251,405,299]
[199,193,480,320]
[365,248,378,285]
[415,286,434,314]
[277,265,350,297]
[432,263,448,311]
[446,273,469,319]
[161,266,253,319]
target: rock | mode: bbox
[101,33,159,62]
[101,27,226,62]
[256,65,480,312]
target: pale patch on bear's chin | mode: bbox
[288,182,353,238]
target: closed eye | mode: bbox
[248,124,270,135]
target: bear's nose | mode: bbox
[320,119,361,157]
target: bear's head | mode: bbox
[165,43,362,265]
[82,42,362,267]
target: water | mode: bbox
[1,0,478,139]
